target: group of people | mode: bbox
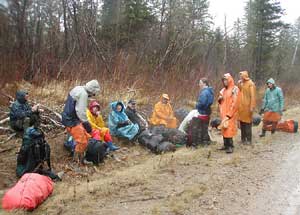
[8,72,284,177]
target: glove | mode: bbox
[259,109,264,115]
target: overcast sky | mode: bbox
[209,0,300,29]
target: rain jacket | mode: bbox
[86,101,110,142]
[196,87,214,115]
[219,73,240,138]
[149,95,178,128]
[108,101,139,140]
[261,78,284,114]
[238,71,256,123]
[61,80,100,127]
[9,91,32,125]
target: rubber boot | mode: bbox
[107,142,120,151]
[259,129,266,137]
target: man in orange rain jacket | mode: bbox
[237,71,256,144]
[149,94,178,128]
[218,73,240,153]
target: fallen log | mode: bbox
[0,117,9,125]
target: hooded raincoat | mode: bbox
[238,71,256,123]
[149,94,178,128]
[86,101,112,142]
[219,73,240,138]
[108,102,139,140]
[9,91,32,130]
[262,78,284,114]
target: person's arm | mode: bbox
[227,87,239,119]
[278,88,284,114]
[75,92,88,122]
[196,91,208,110]
[153,104,168,120]
[250,83,256,112]
[11,103,32,119]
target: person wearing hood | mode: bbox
[149,94,178,128]
[86,100,119,151]
[259,78,284,137]
[191,78,214,145]
[61,80,100,163]
[237,71,256,144]
[9,90,40,133]
[125,99,148,132]
[218,73,240,153]
[108,101,139,140]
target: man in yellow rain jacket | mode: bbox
[237,71,256,144]
[150,94,177,128]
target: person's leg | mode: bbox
[245,122,252,143]
[260,120,268,137]
[220,137,229,150]
[271,121,278,134]
[200,118,210,144]
[67,124,90,164]
[226,138,234,153]
[240,121,246,142]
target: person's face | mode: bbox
[267,83,273,89]
[199,80,205,89]
[239,74,243,81]
[116,104,122,112]
[222,79,228,87]
[162,98,169,104]
[92,106,99,114]
[129,103,136,110]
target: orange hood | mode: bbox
[223,73,235,88]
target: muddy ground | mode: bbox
[1,107,300,215]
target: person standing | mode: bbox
[218,73,240,153]
[237,71,256,144]
[259,78,284,137]
[189,78,214,146]
[61,80,100,163]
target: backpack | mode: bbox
[156,141,176,154]
[85,139,107,165]
[17,128,51,178]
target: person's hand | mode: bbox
[259,109,264,115]
[32,104,40,112]
[96,111,100,116]
[250,107,255,113]
[218,96,223,104]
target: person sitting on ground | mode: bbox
[61,80,100,163]
[149,94,178,128]
[9,90,40,133]
[16,112,58,180]
[259,78,284,137]
[108,101,139,140]
[125,99,148,132]
[87,100,120,151]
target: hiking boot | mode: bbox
[107,142,120,151]
[226,147,233,154]
[259,129,266,137]
[82,158,93,165]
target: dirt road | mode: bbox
[1,108,300,215]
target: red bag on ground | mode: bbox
[265,119,298,133]
[2,173,53,211]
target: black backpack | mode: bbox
[17,128,51,177]
[85,139,107,165]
